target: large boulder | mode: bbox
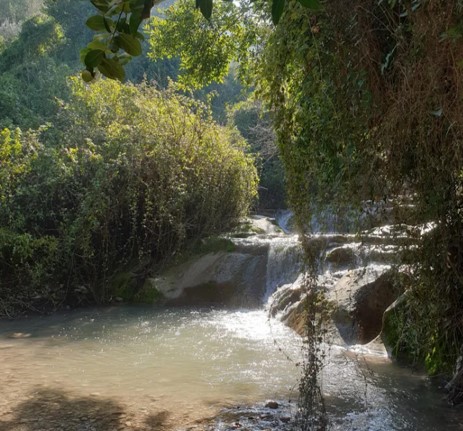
[267,275,308,336]
[154,250,267,307]
[328,266,403,344]
[324,246,358,270]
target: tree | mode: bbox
[81,0,321,81]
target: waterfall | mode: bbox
[264,235,302,301]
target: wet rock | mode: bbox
[282,294,309,336]
[206,401,295,431]
[329,267,403,344]
[267,275,304,319]
[325,246,357,269]
[264,401,279,409]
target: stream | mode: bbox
[0,306,301,430]
[0,216,462,430]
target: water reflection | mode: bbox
[0,307,462,430]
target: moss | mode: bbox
[230,220,267,237]
[133,279,163,304]
[109,274,164,304]
[381,296,417,365]
[197,236,236,254]
[109,272,136,301]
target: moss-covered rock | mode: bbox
[197,236,236,254]
[109,272,136,301]
[133,278,164,304]
[380,293,416,364]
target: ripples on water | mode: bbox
[1,306,462,430]
[0,307,302,419]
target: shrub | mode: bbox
[0,78,257,314]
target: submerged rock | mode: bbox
[7,332,31,339]
[204,401,296,431]
[264,401,279,409]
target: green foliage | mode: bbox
[0,14,71,128]
[256,0,463,376]
[147,0,262,89]
[82,0,323,81]
[228,99,286,209]
[0,79,257,315]
[194,67,245,123]
[81,0,155,80]
[0,0,43,42]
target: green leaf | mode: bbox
[197,0,213,20]
[97,58,126,81]
[116,19,130,33]
[87,40,108,51]
[114,33,142,56]
[129,10,143,35]
[86,15,107,31]
[272,0,285,25]
[90,0,111,13]
[296,0,321,10]
[103,17,113,32]
[80,48,91,64]
[84,49,105,68]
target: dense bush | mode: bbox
[0,78,257,316]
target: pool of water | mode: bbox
[0,306,302,429]
[0,306,462,430]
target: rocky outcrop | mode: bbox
[147,217,302,307]
[269,266,403,344]
[269,224,412,346]
[154,249,268,307]
[328,267,402,344]
[325,246,358,270]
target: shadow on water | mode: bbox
[0,387,172,431]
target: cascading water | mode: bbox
[264,236,302,301]
[0,216,462,430]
